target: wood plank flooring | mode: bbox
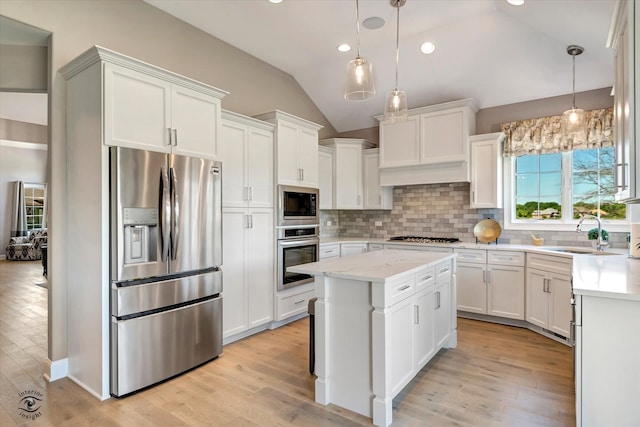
[0,260,575,426]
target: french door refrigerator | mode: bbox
[110,146,223,397]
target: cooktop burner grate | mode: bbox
[388,236,460,244]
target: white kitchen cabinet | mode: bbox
[341,243,367,257]
[470,133,505,208]
[363,149,393,210]
[368,243,385,252]
[388,294,415,397]
[220,111,274,208]
[318,146,334,209]
[610,0,639,202]
[103,59,225,159]
[455,249,525,320]
[275,283,315,321]
[319,243,340,259]
[575,294,640,427]
[377,99,477,186]
[525,253,572,338]
[413,287,436,369]
[434,261,453,349]
[255,110,322,188]
[222,208,274,340]
[319,138,375,209]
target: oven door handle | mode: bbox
[278,238,319,247]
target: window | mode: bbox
[506,147,627,230]
[24,183,46,230]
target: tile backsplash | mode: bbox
[320,182,628,248]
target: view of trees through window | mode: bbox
[25,183,45,230]
[514,148,626,221]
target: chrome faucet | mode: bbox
[576,214,608,251]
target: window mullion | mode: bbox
[562,152,573,222]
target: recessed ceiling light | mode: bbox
[338,43,352,53]
[362,16,385,30]
[420,41,436,55]
[268,0,283,4]
[507,0,524,5]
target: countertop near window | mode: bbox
[572,255,640,302]
[287,249,453,283]
[320,237,640,300]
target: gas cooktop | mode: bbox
[388,236,460,244]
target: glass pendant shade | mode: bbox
[384,89,408,121]
[345,56,375,101]
[562,107,586,137]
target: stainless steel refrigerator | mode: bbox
[109,146,223,397]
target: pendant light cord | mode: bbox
[572,53,576,109]
[394,2,400,91]
[355,0,361,58]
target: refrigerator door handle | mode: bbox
[160,167,171,262]
[170,167,180,260]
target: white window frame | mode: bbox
[503,153,628,233]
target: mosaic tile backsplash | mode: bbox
[319,182,628,248]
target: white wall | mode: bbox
[0,141,48,258]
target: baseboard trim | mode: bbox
[44,358,68,382]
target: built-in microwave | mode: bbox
[277,185,319,226]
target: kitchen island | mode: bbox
[289,249,457,427]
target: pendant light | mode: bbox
[562,45,586,137]
[344,0,375,101]
[384,0,408,121]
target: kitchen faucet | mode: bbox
[576,214,608,251]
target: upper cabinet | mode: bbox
[318,145,334,210]
[363,149,393,210]
[610,0,639,202]
[254,110,323,188]
[220,110,275,208]
[469,133,505,209]
[376,99,478,186]
[61,46,227,159]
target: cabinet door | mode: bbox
[170,85,220,159]
[379,115,420,167]
[334,144,363,209]
[341,243,367,257]
[104,63,171,151]
[276,121,300,185]
[388,297,414,396]
[318,148,334,209]
[298,127,319,187]
[470,138,502,208]
[246,210,274,328]
[246,127,274,208]
[434,278,451,349]
[413,288,435,369]
[220,120,248,207]
[421,109,466,164]
[487,265,524,320]
[548,273,571,337]
[456,263,486,314]
[222,209,248,337]
[363,150,393,209]
[525,268,549,329]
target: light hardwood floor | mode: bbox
[0,260,575,426]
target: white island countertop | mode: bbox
[288,249,455,283]
[572,255,640,302]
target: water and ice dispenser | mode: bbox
[123,207,158,265]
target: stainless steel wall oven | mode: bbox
[277,226,319,291]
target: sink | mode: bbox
[544,247,620,256]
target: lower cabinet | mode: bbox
[275,285,315,321]
[455,249,525,320]
[222,208,274,339]
[525,253,572,338]
[341,242,368,257]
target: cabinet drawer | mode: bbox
[415,266,436,291]
[319,244,340,259]
[386,275,416,307]
[454,249,486,264]
[368,243,384,252]
[527,253,572,276]
[436,260,453,280]
[488,251,525,267]
[277,288,315,321]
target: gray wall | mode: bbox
[0,44,47,90]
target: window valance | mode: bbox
[500,107,614,157]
